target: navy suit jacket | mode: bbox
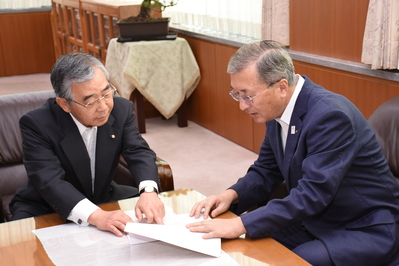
[229,76,399,265]
[10,96,158,221]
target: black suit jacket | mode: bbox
[10,97,158,221]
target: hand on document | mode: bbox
[124,209,222,257]
[186,216,246,239]
[135,191,165,224]
[189,189,238,219]
[186,189,247,239]
[88,209,134,237]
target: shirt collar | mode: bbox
[70,113,97,135]
[275,74,304,126]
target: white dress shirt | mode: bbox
[275,75,304,152]
[67,114,158,226]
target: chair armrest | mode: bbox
[0,192,4,223]
[114,156,174,192]
[155,157,174,191]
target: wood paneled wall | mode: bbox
[179,34,399,154]
[294,61,399,119]
[0,11,55,76]
[182,34,266,153]
[290,0,369,63]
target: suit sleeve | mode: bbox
[20,113,87,221]
[118,99,159,187]
[229,129,285,214]
[236,110,358,238]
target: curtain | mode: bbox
[262,0,289,46]
[0,0,51,9]
[163,0,263,40]
[361,0,399,70]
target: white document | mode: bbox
[125,213,222,257]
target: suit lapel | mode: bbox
[54,102,93,200]
[93,114,120,202]
[282,76,311,183]
[283,113,302,172]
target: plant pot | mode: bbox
[117,18,171,38]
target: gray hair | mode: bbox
[227,40,295,86]
[50,53,109,103]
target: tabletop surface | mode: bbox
[0,189,310,266]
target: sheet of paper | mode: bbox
[125,213,221,257]
[32,206,238,266]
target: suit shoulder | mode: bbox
[21,98,55,120]
[112,96,133,112]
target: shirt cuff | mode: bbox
[139,180,159,192]
[67,198,100,226]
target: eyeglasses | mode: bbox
[229,87,269,105]
[229,79,281,105]
[72,83,117,109]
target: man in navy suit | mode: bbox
[187,40,399,265]
[10,53,165,236]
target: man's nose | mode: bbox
[239,98,250,111]
[96,98,109,110]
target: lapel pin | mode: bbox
[111,134,116,139]
[291,126,296,135]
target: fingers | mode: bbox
[135,193,165,225]
[141,208,165,224]
[89,209,134,237]
[190,197,215,219]
[189,202,206,219]
[135,207,143,222]
[186,218,247,239]
[186,221,215,239]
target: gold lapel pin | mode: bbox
[111,134,116,139]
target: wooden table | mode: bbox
[0,189,310,265]
[105,37,200,133]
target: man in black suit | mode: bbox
[10,53,164,236]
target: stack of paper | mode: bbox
[125,213,221,257]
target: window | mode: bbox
[163,0,262,41]
[0,0,51,9]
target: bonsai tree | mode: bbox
[138,0,178,19]
[121,0,178,22]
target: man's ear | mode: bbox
[278,79,289,97]
[55,97,71,113]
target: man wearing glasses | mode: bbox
[10,53,164,236]
[187,41,399,265]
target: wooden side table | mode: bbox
[106,37,200,133]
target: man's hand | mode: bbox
[186,217,246,239]
[88,209,133,237]
[189,189,238,219]
[135,192,165,224]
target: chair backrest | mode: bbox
[0,90,55,222]
[368,96,399,180]
[0,90,55,165]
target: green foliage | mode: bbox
[141,0,178,12]
[138,0,178,18]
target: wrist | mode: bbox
[87,208,103,226]
[223,189,238,204]
[139,186,159,195]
